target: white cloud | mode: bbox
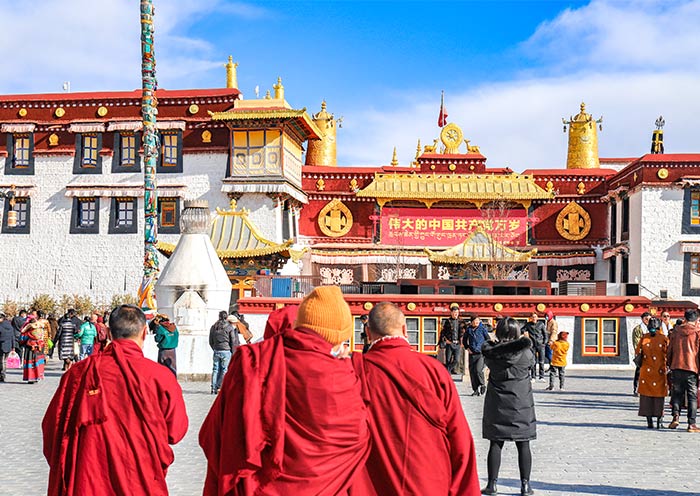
[338,0,700,170]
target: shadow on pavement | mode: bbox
[569,374,633,382]
[498,478,698,496]
[537,420,649,430]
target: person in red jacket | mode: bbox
[42,305,188,495]
[352,302,480,495]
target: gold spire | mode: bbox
[273,77,285,100]
[413,139,421,166]
[264,89,271,99]
[225,55,239,89]
[563,102,603,169]
[391,147,399,166]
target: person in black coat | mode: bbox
[481,317,536,496]
[0,312,17,382]
[522,312,547,381]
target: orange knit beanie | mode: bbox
[294,286,353,345]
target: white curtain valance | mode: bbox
[681,241,700,253]
[106,121,142,132]
[69,123,106,133]
[1,123,36,133]
[534,256,595,266]
[0,184,34,197]
[310,253,430,266]
[65,184,187,198]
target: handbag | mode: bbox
[633,353,643,368]
[6,350,21,369]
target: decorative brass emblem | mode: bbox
[577,181,586,195]
[448,163,456,171]
[48,133,59,146]
[18,108,27,117]
[201,130,212,143]
[97,106,108,117]
[536,303,546,313]
[407,302,416,311]
[188,104,200,115]
[440,123,463,154]
[624,303,634,313]
[364,302,374,311]
[318,198,353,238]
[349,178,358,191]
[546,181,554,193]
[580,303,590,312]
[316,178,325,191]
[493,303,503,312]
[54,107,65,118]
[556,201,591,241]
[657,168,669,179]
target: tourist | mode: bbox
[75,315,97,360]
[93,315,109,353]
[635,317,668,429]
[19,314,45,383]
[208,311,239,395]
[660,311,672,335]
[440,303,465,374]
[47,313,58,359]
[545,310,558,366]
[0,312,15,382]
[42,304,188,495]
[547,331,570,391]
[359,313,370,353]
[199,286,370,495]
[55,310,78,371]
[667,308,700,432]
[522,312,547,382]
[463,314,490,396]
[353,302,480,494]
[481,317,536,496]
[632,311,651,396]
[152,314,179,376]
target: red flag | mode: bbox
[438,91,448,128]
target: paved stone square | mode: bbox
[1,357,699,495]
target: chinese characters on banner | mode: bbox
[380,208,528,247]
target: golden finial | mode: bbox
[273,77,285,100]
[264,90,271,99]
[391,147,399,166]
[225,55,239,89]
[321,100,327,111]
[577,181,586,195]
[316,178,325,191]
[229,198,238,211]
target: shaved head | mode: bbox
[368,302,406,338]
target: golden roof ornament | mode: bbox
[306,101,338,166]
[413,139,421,166]
[651,115,665,154]
[225,55,239,89]
[273,77,284,100]
[563,102,603,169]
[440,123,463,154]
[391,147,399,166]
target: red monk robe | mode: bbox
[199,326,371,496]
[353,337,480,495]
[42,339,188,496]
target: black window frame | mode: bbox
[109,197,138,234]
[620,195,630,240]
[157,197,181,234]
[682,253,700,297]
[70,197,100,234]
[608,256,617,283]
[609,200,617,245]
[4,133,35,175]
[2,197,31,234]
[157,130,183,173]
[112,131,142,173]
[682,188,700,234]
[73,133,103,174]
[621,254,629,284]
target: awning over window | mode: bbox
[310,251,431,266]
[64,184,187,198]
[221,181,308,204]
[533,255,595,266]
[69,123,106,134]
[0,184,34,197]
[680,241,700,253]
[0,123,36,133]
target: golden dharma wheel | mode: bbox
[18,108,27,117]
[657,168,669,179]
[54,107,65,118]
[97,106,108,117]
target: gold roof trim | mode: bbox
[208,107,322,138]
[158,200,293,259]
[425,229,536,264]
[356,173,554,208]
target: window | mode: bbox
[158,131,183,173]
[2,198,30,233]
[73,134,103,174]
[609,201,617,244]
[4,133,34,175]
[405,317,420,349]
[157,198,180,234]
[70,197,100,233]
[683,253,700,296]
[230,129,282,177]
[582,318,619,356]
[621,196,630,239]
[422,317,438,353]
[609,256,617,283]
[109,197,137,234]
[692,192,700,225]
[353,317,365,352]
[112,132,141,173]
[621,255,629,283]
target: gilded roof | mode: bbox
[356,173,554,206]
[425,229,536,264]
[208,107,322,139]
[158,201,293,259]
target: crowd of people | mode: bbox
[1,288,694,495]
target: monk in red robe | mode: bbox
[353,302,480,495]
[200,286,370,495]
[42,305,188,496]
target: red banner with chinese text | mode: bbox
[380,208,528,247]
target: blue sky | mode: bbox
[1,0,698,169]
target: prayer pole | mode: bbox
[138,0,159,318]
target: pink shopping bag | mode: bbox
[6,350,21,369]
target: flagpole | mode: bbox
[138,0,160,318]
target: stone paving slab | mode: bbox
[1,358,699,495]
